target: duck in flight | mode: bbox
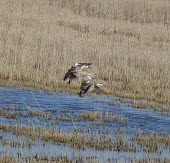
[79,76,103,97]
[64,63,93,84]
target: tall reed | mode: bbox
[0,0,170,105]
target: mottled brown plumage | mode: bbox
[79,76,103,97]
[63,63,92,84]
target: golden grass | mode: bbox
[0,155,16,163]
[0,0,170,107]
[0,123,117,150]
[78,111,101,121]
[28,109,52,120]
[0,155,72,163]
[1,123,169,153]
[0,155,169,163]
[132,131,170,152]
[78,111,129,123]
[127,157,169,163]
[0,107,19,119]
[0,107,129,123]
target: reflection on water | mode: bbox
[0,87,170,161]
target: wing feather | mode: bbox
[94,85,103,93]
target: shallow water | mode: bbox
[0,87,170,161]
[0,87,169,133]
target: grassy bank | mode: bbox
[0,0,170,106]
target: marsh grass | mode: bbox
[0,107,20,119]
[127,157,170,163]
[2,137,33,148]
[0,110,18,119]
[0,106,129,124]
[0,155,169,163]
[0,155,16,163]
[28,109,52,120]
[0,123,169,153]
[0,154,72,163]
[0,0,170,109]
[56,114,72,121]
[78,111,129,123]
[132,131,170,152]
[0,123,109,150]
[0,123,134,151]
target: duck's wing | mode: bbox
[77,63,92,67]
[63,63,92,84]
[63,70,76,81]
[76,63,92,69]
[63,66,77,81]
[93,84,103,93]
[67,65,77,72]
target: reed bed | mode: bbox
[56,114,72,121]
[0,0,170,109]
[0,106,26,119]
[127,157,170,163]
[1,106,129,123]
[0,107,19,119]
[132,131,170,152]
[28,109,52,120]
[0,155,16,163]
[0,123,169,153]
[0,155,169,163]
[78,111,129,123]
[2,138,33,149]
[0,123,123,150]
[0,154,72,163]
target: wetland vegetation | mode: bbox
[0,0,170,162]
[0,87,170,162]
[1,0,170,109]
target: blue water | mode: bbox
[0,86,170,161]
[0,87,169,134]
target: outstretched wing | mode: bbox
[63,63,92,85]
[94,85,103,93]
[76,63,92,68]
[63,66,77,81]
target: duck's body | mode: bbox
[79,76,103,97]
[64,63,92,84]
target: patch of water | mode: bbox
[0,87,170,161]
[0,87,169,134]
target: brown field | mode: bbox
[0,0,170,107]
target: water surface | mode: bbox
[0,87,169,161]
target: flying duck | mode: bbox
[64,63,92,84]
[79,76,103,97]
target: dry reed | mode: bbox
[0,123,134,151]
[0,0,170,109]
[0,155,16,163]
[132,131,170,152]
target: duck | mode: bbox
[79,76,103,97]
[64,63,92,84]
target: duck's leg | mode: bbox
[79,91,84,98]
[65,80,70,93]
